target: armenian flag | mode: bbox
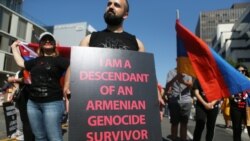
[176,19,250,102]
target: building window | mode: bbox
[238,58,250,63]
[0,0,7,5]
[17,18,27,39]
[221,51,226,58]
[0,34,10,52]
[31,26,44,43]
[4,53,19,72]
[1,0,22,13]
[0,8,11,33]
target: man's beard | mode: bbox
[104,12,124,26]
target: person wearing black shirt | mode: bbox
[230,64,250,141]
[11,32,70,141]
[64,0,146,103]
[192,79,219,141]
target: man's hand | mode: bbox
[63,87,71,100]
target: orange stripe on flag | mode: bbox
[177,57,196,77]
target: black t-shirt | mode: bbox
[24,56,69,102]
[89,29,139,51]
[193,79,220,107]
[193,79,207,103]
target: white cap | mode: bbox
[39,32,55,42]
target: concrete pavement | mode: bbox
[161,113,249,141]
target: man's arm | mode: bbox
[79,34,91,47]
[136,38,145,52]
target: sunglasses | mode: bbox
[40,37,55,45]
[238,69,246,73]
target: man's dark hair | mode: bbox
[125,0,129,13]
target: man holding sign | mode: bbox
[63,0,164,140]
[63,0,145,100]
[78,0,165,112]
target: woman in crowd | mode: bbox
[11,32,70,141]
[230,64,250,141]
[192,79,219,141]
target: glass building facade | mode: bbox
[195,3,250,46]
[0,0,22,13]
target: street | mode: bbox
[0,106,249,141]
[161,113,249,141]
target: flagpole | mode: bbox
[176,9,182,101]
[176,9,180,20]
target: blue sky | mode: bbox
[23,0,247,86]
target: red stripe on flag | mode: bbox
[176,20,229,101]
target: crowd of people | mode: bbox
[0,0,249,141]
[162,64,250,141]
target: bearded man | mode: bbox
[79,0,145,52]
